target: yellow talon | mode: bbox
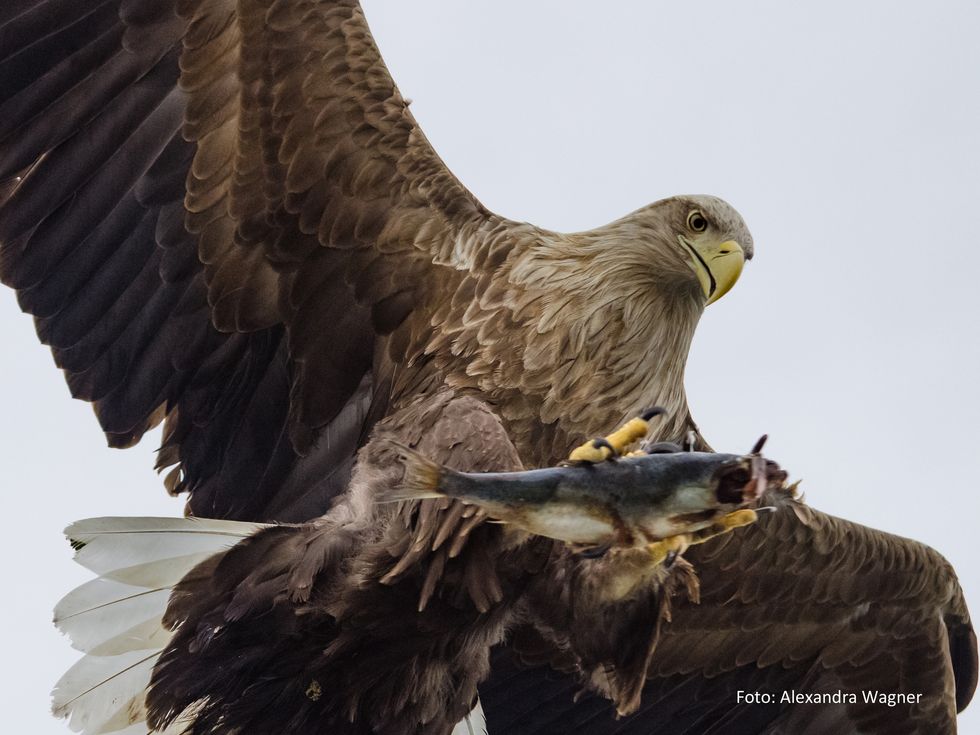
[568,440,614,464]
[606,416,652,454]
[567,412,658,463]
[717,508,758,531]
[646,509,761,567]
[687,509,760,546]
[647,534,691,565]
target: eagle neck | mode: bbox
[546,267,704,442]
[488,231,706,458]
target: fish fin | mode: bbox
[380,442,447,502]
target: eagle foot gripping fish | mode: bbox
[384,409,788,564]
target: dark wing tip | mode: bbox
[951,622,978,713]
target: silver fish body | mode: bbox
[389,445,777,548]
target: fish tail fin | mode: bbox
[382,442,448,502]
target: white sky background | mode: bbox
[1,0,978,730]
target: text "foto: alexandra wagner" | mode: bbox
[737,690,923,707]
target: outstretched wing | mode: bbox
[481,492,978,734]
[0,0,533,522]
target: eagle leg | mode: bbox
[567,407,666,463]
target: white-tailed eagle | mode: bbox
[0,1,974,733]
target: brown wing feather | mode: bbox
[658,494,975,733]
[481,490,977,734]
[0,2,300,523]
[0,0,545,520]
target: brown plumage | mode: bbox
[0,1,975,734]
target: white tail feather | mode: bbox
[107,724,151,735]
[54,517,265,734]
[56,581,172,654]
[82,553,229,588]
[65,517,264,537]
[68,517,263,575]
[451,699,488,735]
[53,650,159,733]
[57,576,163,618]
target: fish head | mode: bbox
[634,451,787,540]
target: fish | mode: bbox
[384,441,786,549]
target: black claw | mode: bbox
[576,544,611,559]
[591,437,617,458]
[750,434,768,455]
[640,406,667,421]
[664,550,679,567]
[645,441,683,455]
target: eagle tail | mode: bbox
[52,517,264,735]
[452,699,488,735]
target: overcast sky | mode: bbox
[1,1,978,731]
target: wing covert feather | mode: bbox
[0,0,531,520]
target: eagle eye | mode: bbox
[687,210,708,233]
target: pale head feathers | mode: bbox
[438,195,753,451]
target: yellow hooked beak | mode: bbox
[679,237,745,305]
